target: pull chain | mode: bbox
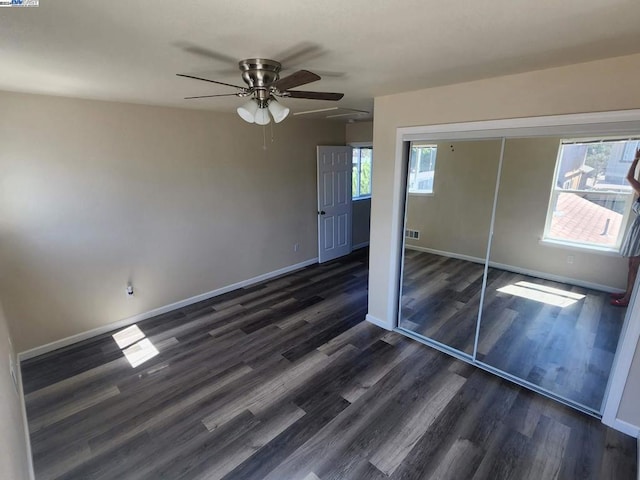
[262,123,267,150]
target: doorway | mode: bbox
[317,145,373,263]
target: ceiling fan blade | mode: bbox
[176,73,246,90]
[274,42,325,67]
[285,90,344,101]
[184,93,241,99]
[272,70,321,91]
[175,42,238,66]
[279,67,346,78]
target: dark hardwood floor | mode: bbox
[22,249,636,479]
[400,250,626,411]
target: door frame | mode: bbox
[385,109,640,436]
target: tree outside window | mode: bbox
[352,147,372,199]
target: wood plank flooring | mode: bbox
[400,250,626,411]
[22,249,636,479]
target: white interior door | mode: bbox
[317,146,353,263]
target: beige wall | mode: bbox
[0,302,30,480]
[346,121,373,144]
[370,53,640,430]
[405,139,501,259]
[352,199,371,247]
[0,91,344,351]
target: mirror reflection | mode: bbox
[399,139,501,355]
[478,136,633,411]
[399,133,636,413]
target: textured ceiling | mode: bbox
[1,0,640,120]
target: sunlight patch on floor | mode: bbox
[122,338,159,368]
[112,324,145,349]
[112,324,159,368]
[497,281,585,307]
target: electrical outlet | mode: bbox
[294,243,299,252]
[567,255,574,264]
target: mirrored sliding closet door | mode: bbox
[397,128,637,414]
[398,139,501,357]
[477,136,635,412]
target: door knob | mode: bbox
[318,210,326,215]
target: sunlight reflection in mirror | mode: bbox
[497,281,586,307]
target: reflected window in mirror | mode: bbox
[408,143,437,195]
[543,138,640,251]
[352,146,372,199]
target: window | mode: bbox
[352,146,372,199]
[543,138,639,250]
[408,143,437,194]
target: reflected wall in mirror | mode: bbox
[478,136,634,412]
[399,139,501,355]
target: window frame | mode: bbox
[541,137,638,252]
[407,142,437,196]
[350,143,373,200]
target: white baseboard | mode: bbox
[601,417,640,438]
[18,257,318,361]
[405,245,621,293]
[352,241,370,250]
[405,245,485,265]
[365,313,393,331]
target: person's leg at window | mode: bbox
[612,255,640,306]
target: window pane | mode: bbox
[360,156,371,196]
[352,164,359,197]
[352,147,372,199]
[556,141,636,193]
[546,139,638,249]
[622,140,640,163]
[547,191,628,248]
[409,144,437,193]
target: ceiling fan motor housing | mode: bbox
[239,58,282,89]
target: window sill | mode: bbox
[353,196,371,201]
[538,238,621,257]
[408,192,434,197]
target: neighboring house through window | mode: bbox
[352,146,372,199]
[543,138,639,250]
[408,143,437,194]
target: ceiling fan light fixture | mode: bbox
[267,99,290,123]
[254,107,271,126]
[237,99,259,123]
[179,56,344,127]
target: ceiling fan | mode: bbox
[177,58,344,125]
